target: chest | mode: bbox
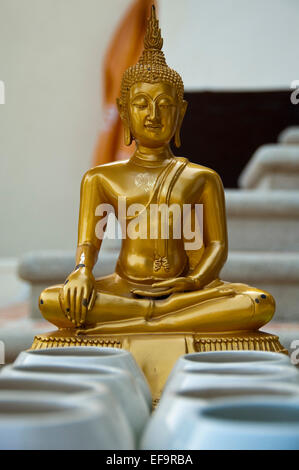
[105,167,205,212]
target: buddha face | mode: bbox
[126,82,185,148]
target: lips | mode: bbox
[145,124,162,130]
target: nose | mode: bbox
[148,101,160,121]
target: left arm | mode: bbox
[187,170,228,286]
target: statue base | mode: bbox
[31,330,287,407]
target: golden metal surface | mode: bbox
[36,6,282,394]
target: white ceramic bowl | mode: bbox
[184,399,299,450]
[0,374,134,444]
[167,350,291,386]
[0,395,134,449]
[2,362,149,440]
[141,381,299,449]
[14,347,151,407]
[0,374,101,396]
[162,363,299,399]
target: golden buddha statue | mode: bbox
[33,6,285,401]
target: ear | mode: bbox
[117,98,133,146]
[174,100,188,148]
[116,98,124,120]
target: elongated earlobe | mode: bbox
[117,98,133,146]
[174,126,181,148]
[124,124,133,146]
[174,100,188,148]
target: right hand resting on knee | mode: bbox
[61,267,97,327]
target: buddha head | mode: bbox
[117,5,187,149]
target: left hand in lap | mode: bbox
[131,276,199,297]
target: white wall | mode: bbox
[0,0,131,258]
[0,0,298,259]
[160,0,299,90]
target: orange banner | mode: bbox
[93,0,156,166]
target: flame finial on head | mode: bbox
[120,4,184,106]
[143,5,163,51]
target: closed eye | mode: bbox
[132,98,148,109]
[158,100,175,109]
[134,104,148,109]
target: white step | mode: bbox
[279,126,299,145]
[239,144,299,189]
[226,190,299,251]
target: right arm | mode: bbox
[76,168,106,268]
[62,168,107,326]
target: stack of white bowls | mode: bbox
[0,346,151,449]
[141,350,299,450]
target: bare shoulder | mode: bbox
[82,160,129,182]
[185,160,223,185]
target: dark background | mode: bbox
[177,90,299,188]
